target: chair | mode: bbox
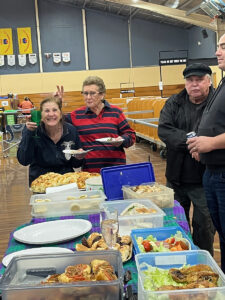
[2,124,25,157]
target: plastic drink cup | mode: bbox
[100,208,119,249]
[31,110,41,126]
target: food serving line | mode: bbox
[0,162,225,299]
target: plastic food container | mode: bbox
[135,250,225,300]
[85,176,103,191]
[30,190,106,217]
[100,199,165,236]
[0,251,123,300]
[122,182,174,208]
[131,226,197,255]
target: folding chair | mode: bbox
[2,124,25,157]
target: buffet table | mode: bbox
[0,200,190,296]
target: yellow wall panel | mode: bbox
[0,64,221,95]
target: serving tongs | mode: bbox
[123,270,137,300]
[26,267,56,277]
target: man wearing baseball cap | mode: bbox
[158,63,215,255]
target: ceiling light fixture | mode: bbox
[200,0,225,18]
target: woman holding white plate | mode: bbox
[55,76,136,173]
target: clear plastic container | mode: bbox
[30,190,106,217]
[122,182,174,208]
[100,199,165,236]
[85,176,103,191]
[0,251,123,300]
[135,250,225,300]
[131,226,197,255]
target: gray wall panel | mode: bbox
[86,10,130,70]
[0,0,39,75]
[188,27,216,59]
[0,0,218,75]
[131,18,188,67]
[38,0,85,72]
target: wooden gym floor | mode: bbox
[0,138,221,268]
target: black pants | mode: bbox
[167,181,215,256]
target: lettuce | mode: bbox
[143,265,183,291]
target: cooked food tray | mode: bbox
[135,250,225,300]
[122,182,174,208]
[0,251,123,300]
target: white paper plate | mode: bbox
[63,149,92,155]
[2,247,73,267]
[95,137,124,144]
[13,219,92,245]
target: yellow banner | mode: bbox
[0,28,13,55]
[17,27,33,54]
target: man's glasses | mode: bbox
[81,91,101,97]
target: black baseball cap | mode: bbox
[183,63,212,78]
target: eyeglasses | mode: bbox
[81,91,101,97]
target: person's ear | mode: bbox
[100,93,105,100]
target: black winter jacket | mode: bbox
[158,86,214,185]
[17,122,84,185]
[198,79,225,167]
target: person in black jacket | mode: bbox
[17,97,85,186]
[188,34,225,272]
[158,63,215,255]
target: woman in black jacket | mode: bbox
[17,97,85,186]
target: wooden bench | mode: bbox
[14,84,184,113]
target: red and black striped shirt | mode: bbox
[67,100,136,173]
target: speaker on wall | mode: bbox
[202,29,208,39]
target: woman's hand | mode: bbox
[73,149,86,160]
[54,85,64,101]
[113,136,124,147]
[25,115,37,131]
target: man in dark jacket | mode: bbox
[188,34,225,272]
[158,63,215,255]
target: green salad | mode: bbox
[143,265,185,291]
[136,231,190,253]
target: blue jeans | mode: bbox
[203,169,225,273]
